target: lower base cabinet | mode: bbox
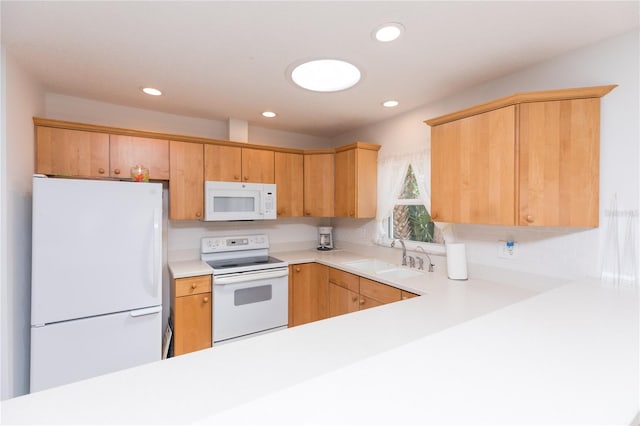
[171,275,212,356]
[291,263,419,326]
[289,263,329,327]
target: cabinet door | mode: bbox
[274,152,303,217]
[109,135,169,180]
[519,99,600,227]
[401,290,419,300]
[290,263,328,326]
[303,153,335,217]
[173,292,212,356]
[328,267,359,293]
[430,106,516,225]
[169,141,204,220]
[359,278,402,305]
[204,145,242,182]
[334,149,356,217]
[36,127,109,178]
[335,148,378,218]
[242,148,274,183]
[328,283,359,318]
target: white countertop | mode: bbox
[3,249,638,425]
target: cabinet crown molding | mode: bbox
[424,84,617,127]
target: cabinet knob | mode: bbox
[98,168,105,174]
[277,209,283,216]
[203,296,209,303]
[432,212,438,220]
[114,168,121,175]
[349,211,355,217]
[526,215,534,223]
[359,299,365,305]
[243,176,249,181]
[234,175,240,181]
[402,296,408,300]
[351,296,358,303]
[295,267,301,273]
[304,211,311,216]
[191,283,197,289]
[195,212,202,218]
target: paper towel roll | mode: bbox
[446,243,468,280]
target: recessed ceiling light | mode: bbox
[382,100,399,108]
[262,111,277,118]
[290,59,361,92]
[141,87,162,96]
[374,23,404,42]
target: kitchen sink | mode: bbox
[342,259,424,280]
[375,268,424,280]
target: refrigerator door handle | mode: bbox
[152,207,161,297]
[130,306,162,317]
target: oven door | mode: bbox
[212,268,288,343]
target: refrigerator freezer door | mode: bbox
[30,307,162,392]
[31,177,163,325]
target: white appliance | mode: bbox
[317,226,334,251]
[201,235,288,344]
[204,181,277,221]
[30,176,163,392]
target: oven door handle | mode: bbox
[215,269,289,285]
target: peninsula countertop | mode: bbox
[3,247,638,425]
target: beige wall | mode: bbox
[1,49,45,400]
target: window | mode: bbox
[387,165,437,243]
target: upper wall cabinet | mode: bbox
[36,126,110,178]
[303,151,335,217]
[274,152,304,217]
[109,135,169,180]
[169,141,204,220]
[204,145,274,183]
[334,143,380,219]
[36,124,169,180]
[425,85,616,227]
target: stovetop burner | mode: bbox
[201,234,288,276]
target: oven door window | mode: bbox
[234,285,272,306]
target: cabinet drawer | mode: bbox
[401,290,419,300]
[175,275,212,297]
[328,267,359,293]
[359,278,402,304]
[358,294,383,311]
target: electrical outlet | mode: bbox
[498,240,518,259]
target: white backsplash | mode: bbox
[167,217,327,261]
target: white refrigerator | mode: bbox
[30,176,163,392]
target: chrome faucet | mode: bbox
[415,246,434,272]
[390,238,407,266]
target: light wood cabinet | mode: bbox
[518,99,600,227]
[327,268,360,318]
[303,152,335,217]
[204,145,274,183]
[36,126,109,178]
[109,135,169,180]
[426,85,616,227]
[289,263,329,327]
[171,275,212,356]
[274,152,304,217]
[359,277,402,308]
[169,141,204,220]
[430,106,516,225]
[335,143,379,218]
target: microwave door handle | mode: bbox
[215,269,289,285]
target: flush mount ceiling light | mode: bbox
[262,111,277,118]
[373,23,404,42]
[382,100,399,108]
[290,59,361,92]
[141,87,162,96]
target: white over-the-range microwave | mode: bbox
[204,181,277,221]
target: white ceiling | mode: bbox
[2,1,638,138]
